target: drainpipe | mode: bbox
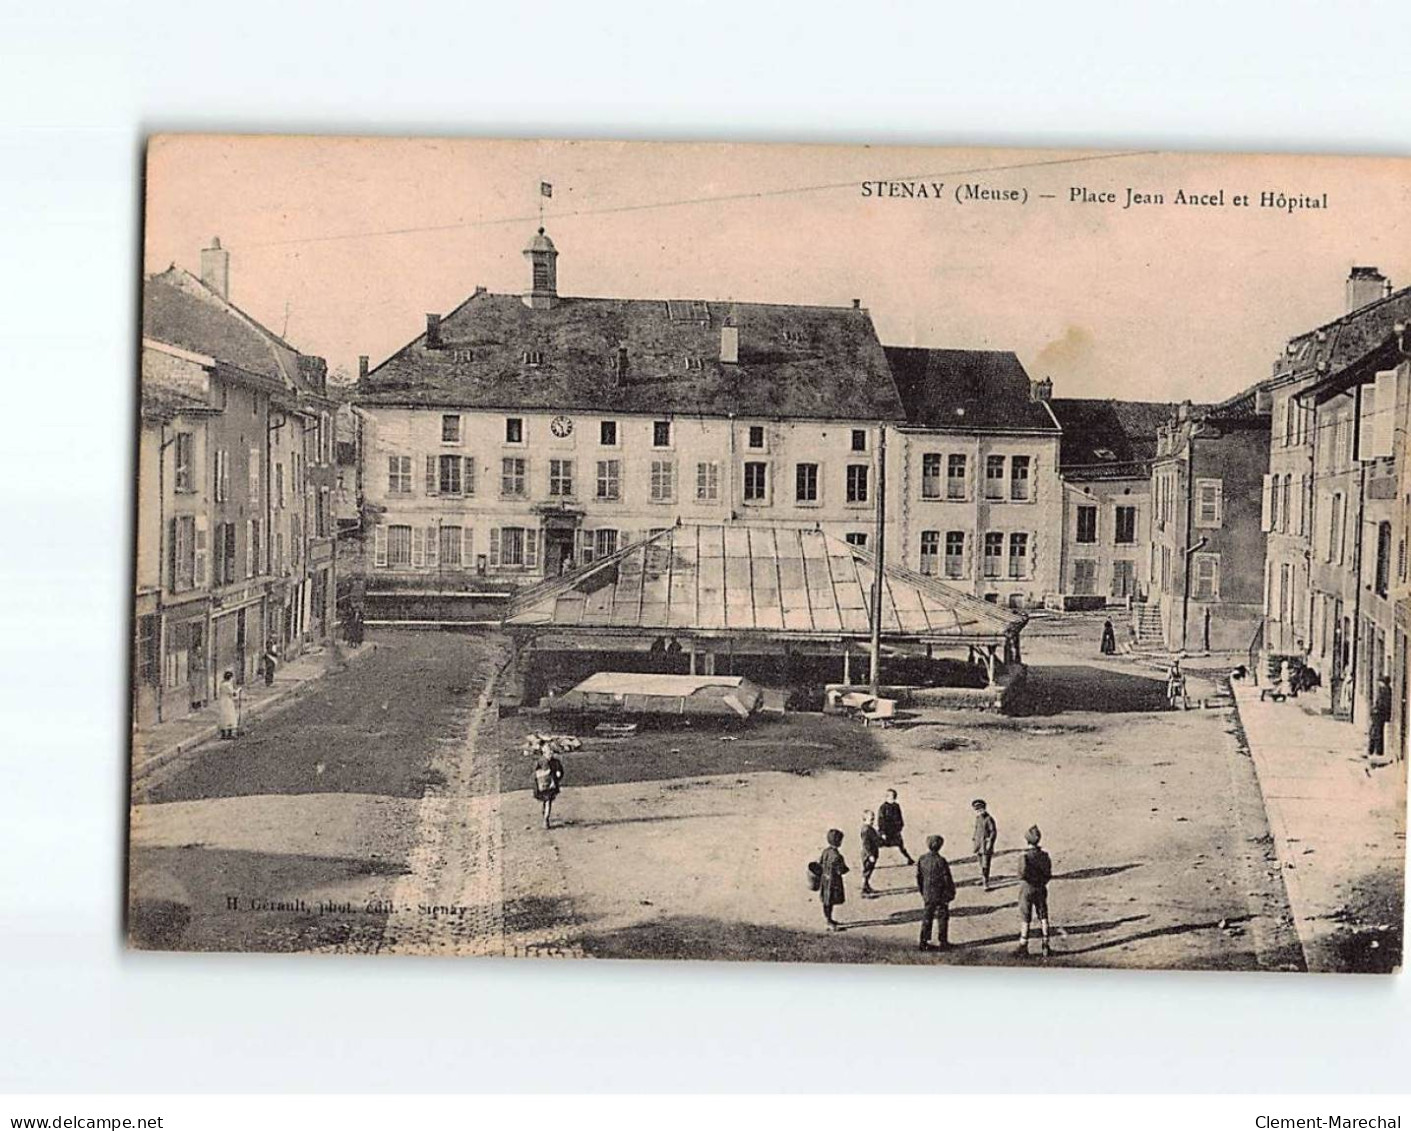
[1179,432,1197,652]
[1349,384,1367,725]
[726,413,736,523]
[869,423,888,697]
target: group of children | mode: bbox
[814,792,1054,957]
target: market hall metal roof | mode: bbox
[503,524,1025,645]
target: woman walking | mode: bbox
[216,670,241,739]
[817,828,850,931]
[1100,618,1116,655]
[532,742,566,829]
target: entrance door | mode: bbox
[1112,560,1135,599]
[545,527,576,575]
[187,621,207,708]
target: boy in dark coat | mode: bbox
[859,811,882,896]
[971,799,997,891]
[1368,676,1393,764]
[1015,825,1053,957]
[916,835,957,951]
[818,828,849,931]
[877,789,914,865]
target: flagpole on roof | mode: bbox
[539,180,552,231]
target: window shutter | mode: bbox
[463,527,473,568]
[1356,383,1375,462]
[194,515,208,587]
[1260,474,1272,531]
[374,525,388,567]
[525,529,539,569]
[424,525,439,568]
[489,528,501,567]
[412,526,424,567]
[463,457,476,496]
[426,455,438,495]
[1372,370,1397,459]
[1291,475,1303,535]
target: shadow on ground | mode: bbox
[493,710,888,793]
[128,846,404,953]
[1010,665,1172,716]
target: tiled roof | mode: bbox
[1279,285,1411,379]
[503,523,1024,643]
[140,382,217,421]
[884,348,1059,432]
[143,268,324,396]
[357,289,905,421]
[1049,398,1181,469]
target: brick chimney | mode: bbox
[1030,376,1053,402]
[425,313,442,349]
[358,355,369,380]
[200,237,229,300]
[1347,266,1391,313]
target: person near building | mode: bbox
[1015,825,1053,958]
[1166,657,1188,710]
[877,789,914,865]
[817,828,850,931]
[216,670,241,739]
[916,835,957,951]
[261,643,279,687]
[1368,675,1393,766]
[532,742,566,829]
[859,811,882,897]
[1100,619,1116,655]
[971,799,998,891]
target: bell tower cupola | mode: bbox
[523,228,558,310]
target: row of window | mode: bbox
[918,454,1032,502]
[388,454,875,506]
[1069,558,1139,598]
[1074,504,1138,545]
[917,531,1033,580]
[176,433,319,515]
[441,413,871,454]
[1151,543,1221,600]
[1154,474,1224,529]
[1263,472,1314,538]
[167,499,327,594]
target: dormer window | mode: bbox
[782,329,805,344]
[684,355,704,371]
[1093,447,1117,461]
[450,348,475,365]
[522,349,544,366]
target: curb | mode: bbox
[131,642,379,783]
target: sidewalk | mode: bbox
[1230,679,1406,972]
[131,640,378,782]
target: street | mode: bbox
[130,616,1321,969]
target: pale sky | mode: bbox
[144,136,1411,403]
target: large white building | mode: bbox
[353,229,1074,618]
[355,230,907,602]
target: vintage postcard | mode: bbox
[130,136,1407,973]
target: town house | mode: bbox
[883,348,1062,608]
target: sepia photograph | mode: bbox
[128,135,1408,975]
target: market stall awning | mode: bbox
[503,524,1025,645]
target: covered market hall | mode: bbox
[500,523,1028,712]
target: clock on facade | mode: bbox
[550,415,574,438]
